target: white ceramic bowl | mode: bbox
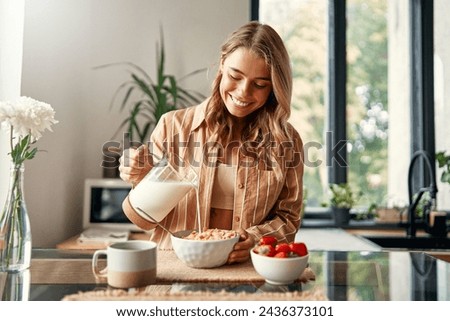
[250,249,309,285]
[170,230,239,268]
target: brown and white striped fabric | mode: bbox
[135,99,304,249]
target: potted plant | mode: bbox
[328,183,361,226]
[375,204,408,223]
[374,196,408,223]
[98,28,206,177]
[436,151,450,185]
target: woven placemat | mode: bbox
[63,287,328,301]
[63,250,319,301]
[155,250,315,283]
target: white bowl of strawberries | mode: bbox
[250,236,309,285]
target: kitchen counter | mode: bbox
[296,228,381,251]
[1,248,449,301]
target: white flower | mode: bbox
[0,102,14,125]
[0,96,58,141]
[0,96,58,165]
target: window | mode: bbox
[347,0,389,206]
[259,0,423,218]
[260,0,328,208]
[347,0,410,209]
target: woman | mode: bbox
[119,21,304,263]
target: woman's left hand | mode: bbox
[227,228,255,264]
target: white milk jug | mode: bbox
[128,157,198,222]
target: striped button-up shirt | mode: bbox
[137,99,304,249]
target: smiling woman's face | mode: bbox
[219,47,272,119]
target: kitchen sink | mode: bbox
[362,235,450,250]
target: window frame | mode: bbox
[410,0,436,187]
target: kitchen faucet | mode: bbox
[407,150,440,237]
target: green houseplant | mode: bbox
[328,183,361,226]
[97,29,206,177]
[436,151,450,185]
[98,29,206,143]
[329,183,360,209]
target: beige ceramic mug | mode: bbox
[92,240,157,288]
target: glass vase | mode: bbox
[1,269,30,301]
[0,163,32,272]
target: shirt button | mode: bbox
[238,183,244,189]
[235,216,240,222]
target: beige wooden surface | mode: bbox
[30,258,103,284]
[56,232,150,250]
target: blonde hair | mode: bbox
[206,21,293,148]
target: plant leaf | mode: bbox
[97,27,206,142]
[25,147,38,160]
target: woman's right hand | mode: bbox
[119,144,152,186]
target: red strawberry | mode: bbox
[275,243,291,254]
[274,251,288,258]
[259,236,277,247]
[289,242,308,257]
[254,244,276,257]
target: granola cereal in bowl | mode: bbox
[182,229,238,241]
[170,229,239,268]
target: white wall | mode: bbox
[19,0,249,247]
[0,0,25,206]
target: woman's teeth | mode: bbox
[230,95,250,107]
